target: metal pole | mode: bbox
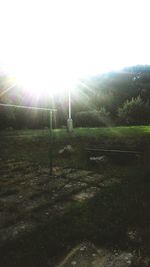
[49,110,53,175]
[69,88,71,119]
[67,88,73,132]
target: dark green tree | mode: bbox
[118,96,150,125]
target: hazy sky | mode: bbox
[0,0,150,91]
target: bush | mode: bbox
[75,108,111,127]
[118,96,150,125]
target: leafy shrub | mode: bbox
[75,108,111,127]
[118,96,150,125]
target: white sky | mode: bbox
[0,0,150,91]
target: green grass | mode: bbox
[73,125,150,136]
[0,126,149,173]
[2,125,150,139]
[1,125,150,166]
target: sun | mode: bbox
[13,63,79,97]
[1,0,148,95]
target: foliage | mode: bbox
[118,96,150,125]
[75,108,111,127]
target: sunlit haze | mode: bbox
[0,0,150,95]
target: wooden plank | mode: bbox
[85,148,141,154]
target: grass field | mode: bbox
[1,125,150,169]
[2,125,150,138]
[0,126,150,266]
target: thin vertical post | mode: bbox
[49,110,53,175]
[67,88,73,132]
[68,88,71,119]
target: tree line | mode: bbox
[1,65,150,129]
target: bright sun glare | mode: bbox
[0,0,150,95]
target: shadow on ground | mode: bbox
[0,160,150,267]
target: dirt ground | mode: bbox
[57,242,133,267]
[0,156,109,266]
[0,133,150,266]
[0,158,113,244]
